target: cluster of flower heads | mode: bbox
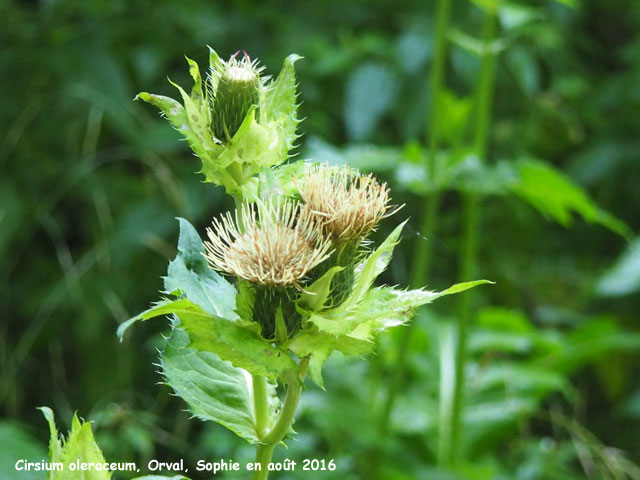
[204,164,395,306]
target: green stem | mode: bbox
[263,376,304,444]
[377,193,442,435]
[376,0,451,438]
[253,444,276,480]
[442,6,498,468]
[252,358,309,480]
[253,375,269,438]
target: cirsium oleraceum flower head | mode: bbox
[203,199,332,288]
[298,163,396,243]
[208,50,265,143]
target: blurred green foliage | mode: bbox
[1,0,639,478]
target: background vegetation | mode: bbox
[1,0,639,478]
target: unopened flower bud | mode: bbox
[209,51,262,143]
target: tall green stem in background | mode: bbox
[440,6,498,467]
[377,0,452,436]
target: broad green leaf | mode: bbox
[161,328,280,444]
[120,298,296,381]
[511,160,630,237]
[597,236,640,296]
[164,218,237,320]
[39,408,110,480]
[540,317,640,373]
[469,363,573,400]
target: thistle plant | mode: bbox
[122,46,489,479]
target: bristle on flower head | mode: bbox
[298,164,396,242]
[204,199,332,287]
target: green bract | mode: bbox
[136,48,301,198]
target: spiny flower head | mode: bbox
[208,50,265,143]
[204,199,332,288]
[298,164,394,243]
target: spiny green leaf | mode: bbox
[177,304,296,381]
[117,298,205,340]
[309,281,493,338]
[185,56,204,103]
[161,328,280,444]
[165,218,238,320]
[337,221,407,311]
[120,298,295,381]
[262,54,302,153]
[38,407,62,465]
[39,408,110,480]
[288,332,372,388]
[135,92,188,131]
[235,280,256,326]
[167,77,218,152]
[207,46,223,94]
[295,281,491,386]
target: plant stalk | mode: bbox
[376,0,451,437]
[441,6,498,467]
[252,375,269,438]
[252,358,309,480]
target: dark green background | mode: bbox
[1,0,639,478]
